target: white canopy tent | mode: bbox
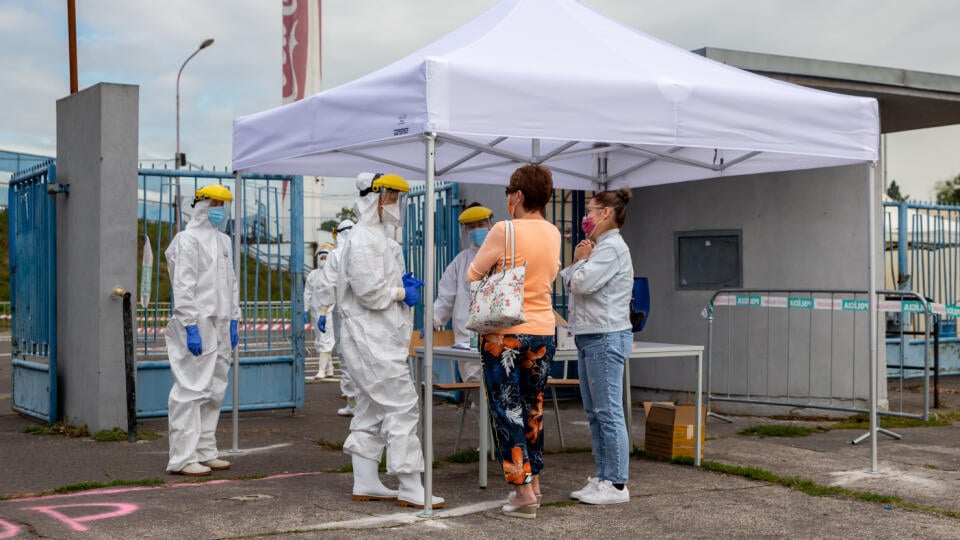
[233,0,880,510]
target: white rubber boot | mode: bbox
[351,455,398,502]
[397,472,445,509]
[316,351,332,379]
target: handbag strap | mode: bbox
[503,220,516,270]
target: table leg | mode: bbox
[694,351,702,467]
[479,370,489,488]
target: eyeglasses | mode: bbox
[586,205,604,213]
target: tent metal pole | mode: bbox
[419,133,438,517]
[231,171,243,453]
[868,162,879,474]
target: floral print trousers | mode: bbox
[479,333,556,485]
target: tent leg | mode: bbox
[867,163,879,474]
[419,133,438,518]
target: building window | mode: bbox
[675,230,742,290]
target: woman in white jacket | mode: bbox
[560,187,634,506]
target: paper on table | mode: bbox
[451,342,473,350]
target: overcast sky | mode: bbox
[2,0,959,202]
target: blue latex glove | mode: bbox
[418,327,425,339]
[303,311,310,324]
[402,272,425,288]
[402,284,421,307]
[317,315,327,333]
[230,320,239,349]
[186,325,202,356]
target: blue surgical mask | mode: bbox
[469,228,488,247]
[208,208,225,227]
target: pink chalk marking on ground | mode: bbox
[1,471,325,503]
[0,519,21,539]
[25,503,138,532]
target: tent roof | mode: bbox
[232,0,879,189]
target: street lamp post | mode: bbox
[174,38,214,231]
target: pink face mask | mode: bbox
[581,215,597,237]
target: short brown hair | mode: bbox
[507,164,553,215]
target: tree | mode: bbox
[320,206,357,232]
[885,180,909,202]
[934,174,960,205]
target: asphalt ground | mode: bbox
[2,348,960,538]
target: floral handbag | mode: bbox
[466,220,526,333]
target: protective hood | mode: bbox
[355,173,382,227]
[336,219,355,245]
[187,199,214,230]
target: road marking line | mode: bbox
[306,500,505,530]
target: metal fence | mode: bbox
[706,288,932,424]
[136,169,301,359]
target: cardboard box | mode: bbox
[643,402,704,459]
[408,329,455,356]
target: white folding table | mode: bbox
[413,340,704,487]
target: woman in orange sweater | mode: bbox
[468,164,561,519]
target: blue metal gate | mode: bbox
[8,161,58,424]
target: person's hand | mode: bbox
[318,315,327,333]
[418,327,426,339]
[574,239,594,262]
[230,320,239,349]
[303,312,310,324]
[186,325,202,356]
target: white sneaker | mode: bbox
[578,480,629,505]
[337,405,354,417]
[201,458,231,471]
[569,476,599,500]
[173,462,211,477]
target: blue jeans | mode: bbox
[479,333,555,485]
[575,330,631,484]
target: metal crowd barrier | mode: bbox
[705,289,933,433]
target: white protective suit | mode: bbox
[164,201,241,472]
[433,246,482,382]
[303,262,336,354]
[315,223,356,402]
[337,191,424,474]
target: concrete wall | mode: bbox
[56,83,139,432]
[623,164,884,410]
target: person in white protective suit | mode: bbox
[164,184,241,477]
[337,172,444,509]
[433,203,494,383]
[315,219,357,416]
[304,243,336,379]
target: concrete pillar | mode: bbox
[56,83,139,432]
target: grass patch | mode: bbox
[668,456,960,520]
[824,413,952,431]
[314,437,345,451]
[234,474,269,480]
[446,449,480,463]
[21,422,89,438]
[91,427,162,442]
[50,478,164,495]
[739,424,821,438]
